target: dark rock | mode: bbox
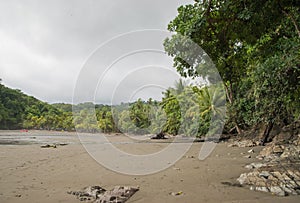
[151,132,167,139]
[40,144,57,148]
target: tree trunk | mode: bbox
[261,122,274,145]
[225,83,242,134]
[235,124,242,134]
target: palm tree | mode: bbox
[174,78,186,95]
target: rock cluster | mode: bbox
[237,169,300,196]
[237,135,300,196]
[68,185,139,203]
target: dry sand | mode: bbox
[0,130,299,203]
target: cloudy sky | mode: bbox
[0,0,194,104]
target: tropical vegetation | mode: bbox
[0,1,299,144]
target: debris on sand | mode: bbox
[184,155,195,159]
[170,191,183,196]
[68,185,139,203]
[40,143,68,148]
[40,144,57,148]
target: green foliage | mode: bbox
[129,99,151,133]
[251,37,300,125]
[161,89,181,135]
[164,0,300,135]
[52,103,72,112]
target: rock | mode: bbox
[69,185,139,203]
[256,186,269,193]
[84,186,106,198]
[244,155,251,158]
[151,132,167,139]
[237,138,300,196]
[237,173,248,185]
[245,162,266,169]
[293,135,300,146]
[273,145,284,154]
[271,171,282,179]
[270,186,286,196]
[258,145,272,158]
[96,186,139,203]
[245,164,254,170]
[255,141,262,146]
[280,145,300,158]
[257,144,286,160]
[290,170,300,180]
[259,171,270,179]
[237,158,300,196]
[282,186,297,195]
[248,148,255,153]
[252,162,266,169]
[228,140,256,148]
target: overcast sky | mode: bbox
[0,0,194,104]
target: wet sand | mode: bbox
[0,130,299,203]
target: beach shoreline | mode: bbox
[0,130,299,203]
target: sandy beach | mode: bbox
[0,130,299,203]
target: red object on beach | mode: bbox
[20,129,28,132]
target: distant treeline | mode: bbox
[0,82,221,137]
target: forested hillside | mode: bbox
[0,81,218,137]
[0,83,74,130]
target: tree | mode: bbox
[164,0,300,139]
[161,89,181,135]
[129,99,151,134]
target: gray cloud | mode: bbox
[0,0,193,103]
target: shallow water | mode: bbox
[0,133,75,145]
[0,130,197,146]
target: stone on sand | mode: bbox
[68,185,139,203]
